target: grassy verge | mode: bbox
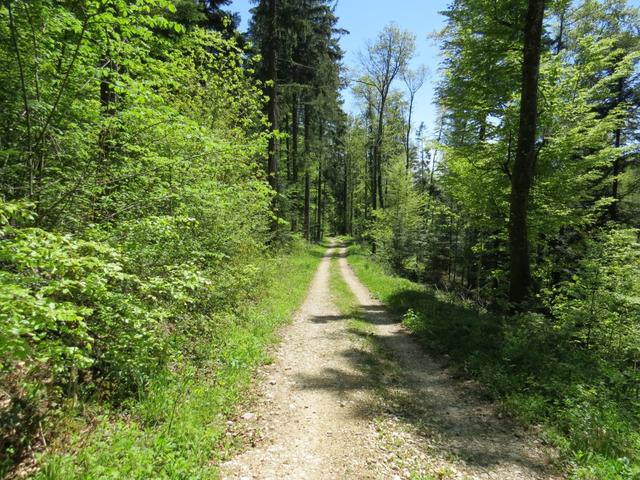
[34,241,325,479]
[345,243,640,480]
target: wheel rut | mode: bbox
[220,244,561,480]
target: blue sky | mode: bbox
[230,0,640,137]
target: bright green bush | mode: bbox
[548,228,640,364]
[0,0,273,473]
[0,201,167,469]
[31,239,324,479]
[0,201,172,391]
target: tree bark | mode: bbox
[609,78,624,222]
[374,89,387,209]
[304,172,310,240]
[344,153,350,234]
[266,0,279,200]
[285,113,290,182]
[366,94,377,211]
[292,94,299,182]
[315,122,324,241]
[303,102,311,240]
[316,159,322,241]
[610,128,622,221]
[377,154,384,209]
[508,0,545,306]
[405,92,414,171]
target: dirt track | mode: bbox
[220,244,561,480]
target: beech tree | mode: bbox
[508,0,545,305]
[358,24,415,210]
[402,65,427,171]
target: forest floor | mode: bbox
[220,243,562,480]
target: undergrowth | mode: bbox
[346,243,640,480]
[32,241,324,479]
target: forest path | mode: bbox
[220,243,389,479]
[220,243,561,480]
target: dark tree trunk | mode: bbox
[266,0,279,202]
[508,0,545,306]
[315,122,324,241]
[610,128,622,221]
[366,97,377,211]
[371,146,377,210]
[292,94,299,182]
[285,113,290,182]
[554,7,565,55]
[349,179,354,235]
[405,93,414,171]
[303,103,311,240]
[343,154,350,234]
[374,91,387,209]
[304,172,311,240]
[99,57,118,154]
[316,160,322,241]
[377,156,384,209]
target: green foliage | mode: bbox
[347,246,640,477]
[371,158,428,278]
[2,0,640,476]
[345,0,640,305]
[33,240,324,479]
[0,0,281,474]
[248,0,345,240]
[0,203,165,395]
[548,228,640,360]
[1,200,164,472]
[342,11,640,477]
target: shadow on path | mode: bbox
[293,258,557,479]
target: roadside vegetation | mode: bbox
[0,0,330,475]
[33,241,323,479]
[2,0,639,478]
[346,243,640,479]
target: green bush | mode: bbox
[0,1,273,472]
[0,201,166,470]
[548,228,640,366]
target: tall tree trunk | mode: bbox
[266,0,279,206]
[366,95,377,211]
[554,7,565,55]
[292,93,299,182]
[304,172,310,240]
[609,78,624,222]
[377,157,384,209]
[285,113,290,182]
[374,92,387,209]
[303,102,311,240]
[6,0,33,197]
[508,0,545,306]
[610,128,622,221]
[405,92,414,171]
[316,122,324,241]
[316,159,322,241]
[349,180,354,235]
[344,154,350,234]
[95,54,119,222]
